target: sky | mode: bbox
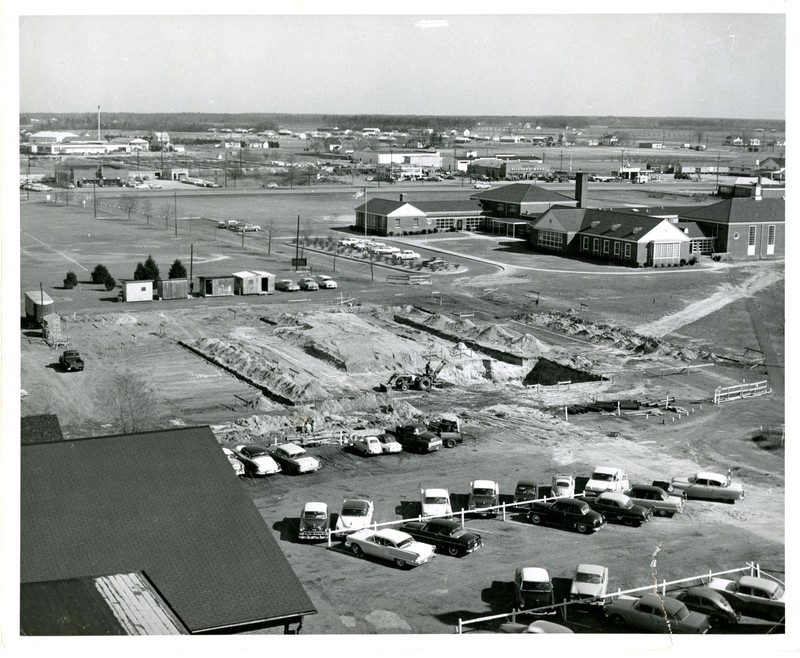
[15,6,787,120]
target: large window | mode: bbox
[537,230,562,250]
[624,243,632,258]
[652,242,681,260]
[582,236,589,251]
[593,238,600,253]
[613,242,621,256]
[603,240,610,254]
[768,225,776,245]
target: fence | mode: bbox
[456,563,764,633]
[386,274,432,285]
[714,380,771,404]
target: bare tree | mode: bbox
[300,218,313,257]
[159,204,173,229]
[141,198,153,225]
[695,130,705,146]
[229,166,243,187]
[265,219,276,255]
[119,195,139,220]
[97,369,163,434]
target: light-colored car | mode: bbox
[345,528,436,568]
[473,182,491,189]
[352,435,383,456]
[298,502,330,541]
[468,480,500,517]
[240,223,262,232]
[605,593,710,633]
[625,484,684,517]
[232,444,281,476]
[315,275,338,289]
[707,575,785,621]
[499,620,573,633]
[377,434,402,454]
[373,245,400,255]
[276,279,300,292]
[514,567,555,611]
[670,471,745,503]
[552,474,575,497]
[299,278,319,291]
[584,466,629,497]
[395,250,421,260]
[217,219,240,229]
[420,488,452,518]
[267,443,321,474]
[335,499,375,537]
[570,564,609,604]
[222,447,245,476]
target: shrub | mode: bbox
[679,259,687,266]
[433,228,439,233]
[91,264,111,284]
[63,271,78,289]
[104,276,116,291]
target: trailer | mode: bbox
[119,279,154,303]
[24,290,54,326]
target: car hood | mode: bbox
[585,479,615,491]
[337,515,370,529]
[252,455,278,468]
[301,517,328,529]
[295,456,320,468]
[422,504,450,517]
[571,581,604,598]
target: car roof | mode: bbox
[598,492,630,504]
[303,501,328,514]
[516,479,538,487]
[518,567,550,582]
[576,564,606,576]
[695,471,726,481]
[682,586,726,602]
[640,593,682,613]
[630,484,661,493]
[278,443,305,455]
[739,576,781,593]
[236,443,265,451]
[525,620,573,634]
[374,528,412,542]
[472,479,498,489]
[342,499,371,511]
[592,466,622,475]
[222,447,234,455]
[422,488,449,497]
[423,518,460,530]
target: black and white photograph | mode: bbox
[2,1,792,654]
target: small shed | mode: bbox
[41,313,68,348]
[120,280,154,303]
[198,275,234,297]
[233,271,259,296]
[24,290,54,325]
[251,270,276,294]
[158,278,190,300]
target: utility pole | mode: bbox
[92,179,97,218]
[26,152,30,201]
[294,214,300,271]
[189,244,194,295]
[174,191,178,237]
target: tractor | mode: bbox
[380,361,444,392]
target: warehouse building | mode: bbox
[355,195,484,236]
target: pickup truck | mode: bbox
[425,415,463,448]
[59,350,84,372]
[394,424,442,453]
[583,466,629,497]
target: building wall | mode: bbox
[708,221,784,258]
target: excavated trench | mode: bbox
[522,357,607,387]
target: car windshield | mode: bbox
[577,573,603,584]
[516,486,536,495]
[304,511,327,519]
[555,480,570,488]
[248,446,268,457]
[621,500,634,509]
[522,582,552,592]
[425,497,448,505]
[592,472,613,481]
[343,506,368,516]
[671,606,690,621]
[473,488,495,496]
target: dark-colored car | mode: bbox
[528,498,605,534]
[605,593,710,634]
[514,567,555,612]
[707,575,785,622]
[398,518,482,557]
[626,484,684,517]
[672,587,741,626]
[586,492,653,527]
[394,425,442,453]
[513,479,539,510]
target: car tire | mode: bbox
[395,558,406,568]
[530,514,542,525]
[622,518,635,526]
[447,546,460,557]
[609,614,626,627]
[351,544,362,557]
[445,438,456,448]
[576,522,590,534]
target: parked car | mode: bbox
[513,479,539,510]
[267,443,321,474]
[670,471,745,503]
[672,586,741,626]
[514,567,555,612]
[345,528,436,568]
[584,466,630,497]
[570,564,609,604]
[59,349,84,372]
[528,498,605,534]
[625,484,684,517]
[315,274,338,289]
[394,250,421,260]
[262,182,279,188]
[468,480,500,517]
[425,415,463,448]
[238,223,261,232]
[394,425,442,453]
[707,575,785,622]
[299,278,319,291]
[421,257,448,270]
[376,433,402,454]
[372,245,401,255]
[551,474,575,498]
[352,435,383,456]
[232,444,281,476]
[499,620,573,634]
[217,219,240,229]
[399,518,482,557]
[276,279,300,292]
[334,499,374,537]
[586,492,653,526]
[222,447,245,476]
[420,488,452,518]
[605,593,711,634]
[473,182,491,189]
[298,502,330,541]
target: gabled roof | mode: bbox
[354,198,407,215]
[760,157,785,167]
[21,426,316,633]
[680,198,785,224]
[470,182,574,204]
[411,199,483,213]
[579,211,688,241]
[21,414,64,445]
[676,221,714,239]
[531,208,588,233]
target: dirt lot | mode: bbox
[17,188,785,639]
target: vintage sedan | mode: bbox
[352,435,383,456]
[707,575,785,622]
[334,499,374,537]
[298,502,330,541]
[626,484,684,517]
[376,433,402,454]
[232,444,281,476]
[398,518,482,557]
[514,567,555,612]
[315,274,338,289]
[586,492,653,527]
[672,587,741,626]
[222,447,245,476]
[529,498,605,534]
[299,277,319,291]
[570,564,609,604]
[420,488,452,518]
[276,279,300,292]
[499,620,573,634]
[513,479,539,510]
[345,528,436,568]
[670,471,745,503]
[551,474,576,498]
[605,593,711,634]
[267,443,321,474]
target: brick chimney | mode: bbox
[575,173,589,208]
[399,193,404,202]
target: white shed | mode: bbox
[120,279,154,303]
[233,271,259,296]
[251,270,276,294]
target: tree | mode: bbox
[104,276,117,291]
[229,166,243,187]
[134,263,148,280]
[143,255,161,281]
[168,258,187,279]
[141,198,153,225]
[160,204,172,229]
[63,271,78,289]
[265,220,276,255]
[91,264,111,284]
[97,369,163,434]
[119,195,139,220]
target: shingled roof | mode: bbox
[21,426,316,633]
[470,182,574,204]
[680,198,785,224]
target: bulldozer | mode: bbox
[380,361,444,392]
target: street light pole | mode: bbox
[92,179,97,218]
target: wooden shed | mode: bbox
[198,275,234,297]
[233,271,259,296]
[158,278,190,300]
[120,279,154,303]
[251,270,276,294]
